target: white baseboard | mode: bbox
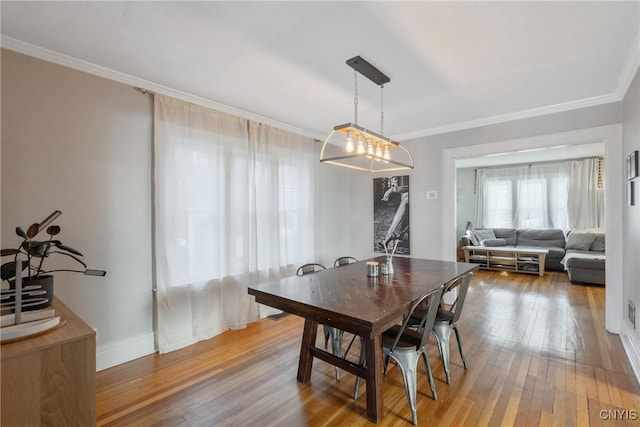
[96,332,156,371]
[620,320,640,387]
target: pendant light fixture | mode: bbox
[320,56,414,173]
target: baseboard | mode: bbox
[620,320,640,387]
[96,332,156,371]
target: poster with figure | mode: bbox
[374,175,410,255]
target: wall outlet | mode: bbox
[426,190,438,200]
[629,301,635,329]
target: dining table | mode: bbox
[247,256,479,423]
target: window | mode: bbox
[477,163,573,230]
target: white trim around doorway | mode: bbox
[442,124,623,334]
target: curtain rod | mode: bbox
[136,87,154,95]
[474,155,603,171]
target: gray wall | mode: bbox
[456,168,476,238]
[623,70,640,340]
[2,49,155,367]
[1,49,350,369]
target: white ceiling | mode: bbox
[455,141,604,168]
[1,1,638,142]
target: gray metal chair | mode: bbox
[354,287,444,425]
[431,272,473,384]
[408,272,473,384]
[296,263,343,380]
[296,263,326,276]
[333,256,357,267]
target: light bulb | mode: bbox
[367,140,375,156]
[345,130,355,153]
[383,145,391,160]
[375,143,383,158]
[356,136,366,154]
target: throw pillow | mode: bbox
[565,232,596,251]
[590,233,605,252]
[473,229,496,245]
[466,230,480,246]
[481,238,507,247]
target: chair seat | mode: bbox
[382,325,422,349]
[435,309,454,323]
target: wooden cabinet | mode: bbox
[1,298,96,426]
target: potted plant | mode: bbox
[1,210,106,311]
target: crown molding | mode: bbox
[394,29,640,141]
[1,36,323,140]
[3,32,637,143]
[392,93,620,141]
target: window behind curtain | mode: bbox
[484,180,512,228]
[154,94,315,353]
[476,161,589,230]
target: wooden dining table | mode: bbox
[247,256,479,423]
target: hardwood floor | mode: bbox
[96,271,640,426]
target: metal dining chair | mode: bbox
[354,287,444,425]
[408,271,473,384]
[296,263,343,380]
[431,272,473,384]
[296,263,326,276]
[333,256,358,267]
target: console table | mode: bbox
[1,298,96,426]
[463,246,548,276]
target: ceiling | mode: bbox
[1,1,638,142]
[455,141,604,168]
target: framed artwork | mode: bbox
[627,150,638,180]
[629,180,636,206]
[373,175,410,255]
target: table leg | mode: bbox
[539,254,546,277]
[297,318,318,383]
[364,333,384,422]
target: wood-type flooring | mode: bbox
[96,270,640,426]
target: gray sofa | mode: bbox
[462,227,605,285]
[561,231,606,286]
[462,228,567,271]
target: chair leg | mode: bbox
[432,322,453,384]
[421,352,437,401]
[327,327,343,380]
[323,325,330,349]
[392,353,420,426]
[453,325,468,370]
[353,338,366,399]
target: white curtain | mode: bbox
[474,158,602,230]
[567,158,604,229]
[154,94,315,353]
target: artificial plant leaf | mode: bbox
[0,260,29,281]
[1,249,21,257]
[46,225,61,236]
[15,227,27,239]
[55,244,83,257]
[0,261,15,280]
[26,223,40,238]
[22,241,48,257]
[50,251,87,268]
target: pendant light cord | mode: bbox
[380,85,384,135]
[354,70,359,125]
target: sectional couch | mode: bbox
[561,231,606,285]
[461,228,605,285]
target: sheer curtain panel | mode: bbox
[474,158,602,231]
[154,94,315,353]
